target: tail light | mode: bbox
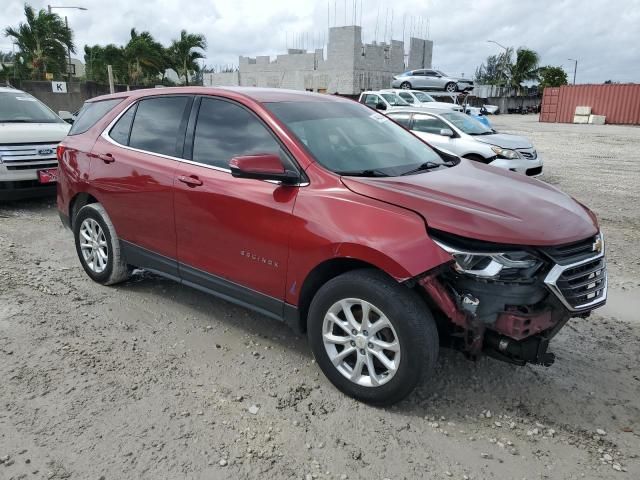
[57,144,66,162]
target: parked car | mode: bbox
[0,87,70,201]
[357,91,411,111]
[381,89,463,112]
[57,87,605,406]
[386,109,542,176]
[391,69,474,92]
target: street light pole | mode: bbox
[487,40,509,90]
[568,58,578,84]
[47,5,88,85]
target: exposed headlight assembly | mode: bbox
[490,145,520,159]
[434,239,542,279]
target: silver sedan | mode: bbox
[391,69,474,92]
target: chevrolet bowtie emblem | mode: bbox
[592,237,603,253]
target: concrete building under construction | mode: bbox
[203,25,433,95]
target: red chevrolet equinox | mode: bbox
[57,87,606,405]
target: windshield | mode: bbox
[266,101,447,176]
[436,70,448,77]
[0,92,63,123]
[413,91,435,103]
[440,112,493,135]
[380,93,410,106]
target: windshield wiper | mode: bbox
[2,119,32,123]
[401,161,451,176]
[469,131,494,135]
[335,169,390,177]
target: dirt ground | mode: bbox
[1,115,639,480]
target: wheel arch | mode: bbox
[69,192,99,229]
[294,257,397,333]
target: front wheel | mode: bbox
[400,81,412,89]
[307,269,438,405]
[445,82,458,93]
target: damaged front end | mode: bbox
[416,230,607,366]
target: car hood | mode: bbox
[341,160,598,246]
[0,122,70,144]
[473,133,532,150]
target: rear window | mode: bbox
[128,96,191,157]
[68,98,123,135]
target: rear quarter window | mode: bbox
[68,98,123,135]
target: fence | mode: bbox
[9,80,147,113]
[540,84,640,125]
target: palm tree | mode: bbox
[169,30,206,86]
[4,4,74,79]
[509,48,540,89]
[125,29,164,85]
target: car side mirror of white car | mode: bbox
[440,128,454,137]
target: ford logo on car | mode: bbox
[38,148,54,155]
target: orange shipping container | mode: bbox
[540,84,640,125]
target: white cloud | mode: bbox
[2,0,638,82]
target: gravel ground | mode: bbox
[1,114,639,480]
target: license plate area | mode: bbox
[38,168,58,184]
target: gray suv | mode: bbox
[391,69,474,93]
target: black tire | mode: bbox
[73,203,131,285]
[307,269,438,406]
[445,82,458,93]
[400,81,412,90]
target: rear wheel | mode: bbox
[400,81,412,90]
[308,269,438,405]
[73,203,131,285]
[445,82,458,93]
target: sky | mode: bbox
[2,0,639,83]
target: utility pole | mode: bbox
[47,5,88,85]
[488,40,509,89]
[568,58,578,84]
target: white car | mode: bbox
[380,89,463,112]
[358,91,412,112]
[0,87,70,201]
[386,108,543,177]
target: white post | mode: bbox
[107,65,115,94]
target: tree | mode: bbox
[168,30,206,86]
[475,50,512,86]
[539,66,568,90]
[125,29,165,85]
[4,4,74,79]
[509,48,540,89]
[84,44,128,84]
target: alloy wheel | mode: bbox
[322,298,401,387]
[79,218,108,273]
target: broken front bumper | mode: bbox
[417,236,607,366]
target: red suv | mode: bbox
[57,87,606,405]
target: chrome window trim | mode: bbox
[543,235,607,312]
[100,99,309,186]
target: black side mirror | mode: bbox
[376,103,387,111]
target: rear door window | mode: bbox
[128,96,192,157]
[386,112,412,129]
[413,114,449,134]
[68,98,123,135]
[397,92,414,103]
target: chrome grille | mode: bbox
[0,143,59,170]
[543,235,607,312]
[517,148,537,160]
